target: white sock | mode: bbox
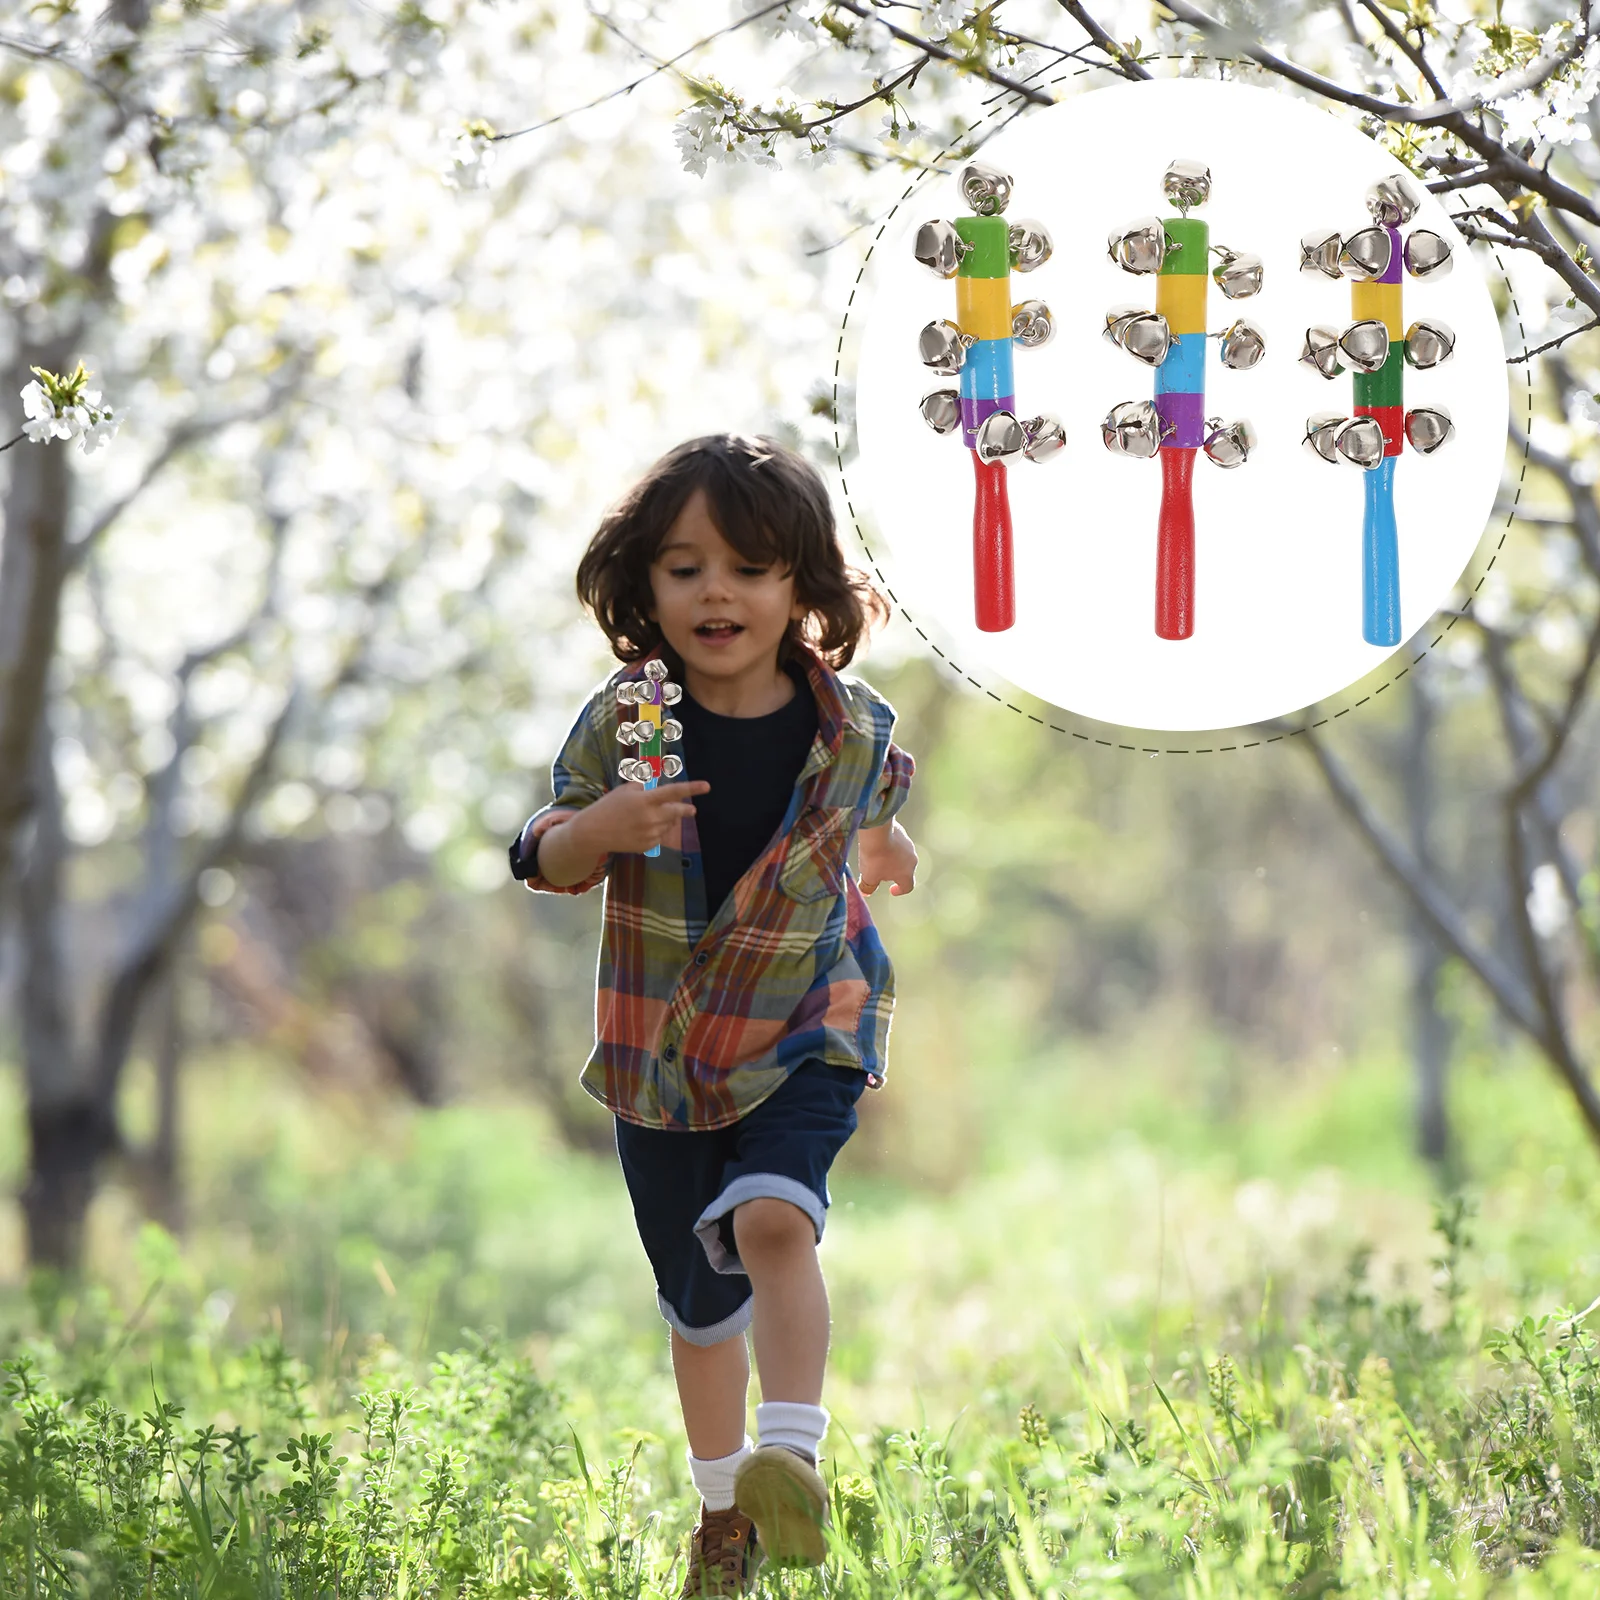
[756,1400,829,1464]
[687,1435,752,1512]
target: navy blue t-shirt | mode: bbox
[511,658,818,922]
[676,657,817,920]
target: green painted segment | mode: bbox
[1159,216,1209,276]
[1353,346,1405,408]
[955,215,1011,279]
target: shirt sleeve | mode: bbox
[862,739,915,829]
[512,684,616,895]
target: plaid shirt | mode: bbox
[519,643,915,1130]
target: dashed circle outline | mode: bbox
[832,56,1533,754]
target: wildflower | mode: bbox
[1018,1402,1051,1447]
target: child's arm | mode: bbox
[857,739,917,896]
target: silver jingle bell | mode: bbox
[1104,306,1172,366]
[1404,229,1453,279]
[643,659,670,683]
[919,318,975,374]
[1303,412,1346,464]
[1335,415,1386,469]
[1366,173,1421,228]
[1340,226,1393,280]
[616,681,640,705]
[618,758,638,782]
[660,754,684,780]
[1300,326,1346,380]
[1339,319,1392,374]
[920,389,962,435]
[660,718,683,743]
[1010,299,1054,349]
[1203,417,1256,469]
[1163,158,1212,213]
[1008,219,1053,273]
[1403,318,1456,369]
[1108,217,1170,275]
[974,409,1026,464]
[1212,249,1263,300]
[958,161,1012,216]
[1020,413,1066,463]
[1300,229,1344,279]
[1404,405,1454,453]
[914,219,969,279]
[660,682,682,706]
[1102,399,1165,459]
[1217,318,1266,371]
[615,721,641,746]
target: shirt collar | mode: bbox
[622,641,861,766]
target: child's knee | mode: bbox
[731,1196,815,1260]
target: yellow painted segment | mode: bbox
[1155,273,1207,336]
[1351,280,1403,338]
[956,276,1014,341]
[640,701,661,729]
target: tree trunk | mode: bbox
[0,344,74,919]
[17,715,112,1271]
[1401,675,1453,1172]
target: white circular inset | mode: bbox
[854,78,1508,732]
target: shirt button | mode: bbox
[663,1045,677,1061]
[694,952,708,966]
[681,858,691,871]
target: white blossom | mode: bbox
[1527,862,1568,940]
[442,124,495,190]
[922,0,966,41]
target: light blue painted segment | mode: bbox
[1153,332,1207,397]
[958,337,1014,403]
[1362,457,1401,647]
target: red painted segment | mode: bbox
[971,453,1016,632]
[1156,447,1197,640]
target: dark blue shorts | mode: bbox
[614,1060,868,1347]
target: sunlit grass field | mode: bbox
[3,1029,1600,1595]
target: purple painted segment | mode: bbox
[1379,224,1402,283]
[1155,391,1206,449]
[960,394,1014,449]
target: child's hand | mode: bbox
[858,818,917,896]
[521,807,580,857]
[564,779,711,856]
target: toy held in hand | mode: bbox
[1298,171,1456,648]
[913,161,1065,634]
[1102,158,1265,642]
[616,658,684,858]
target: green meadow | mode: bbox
[4,1017,1599,1598]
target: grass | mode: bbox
[3,1032,1600,1594]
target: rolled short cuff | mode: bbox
[657,1288,753,1347]
[693,1173,828,1275]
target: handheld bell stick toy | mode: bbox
[616,659,683,859]
[914,161,1065,634]
[1101,159,1265,641]
[1299,172,1456,648]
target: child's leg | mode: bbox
[670,1325,751,1460]
[731,1197,829,1406]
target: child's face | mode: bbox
[647,487,808,691]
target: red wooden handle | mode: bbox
[1156,447,1197,641]
[972,453,1015,633]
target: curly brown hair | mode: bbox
[574,433,891,673]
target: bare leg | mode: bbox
[732,1198,830,1406]
[670,1326,751,1461]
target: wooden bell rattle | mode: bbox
[1299,171,1456,648]
[914,160,1065,634]
[1102,158,1265,641]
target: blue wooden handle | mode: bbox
[1362,456,1401,647]
[643,773,660,858]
